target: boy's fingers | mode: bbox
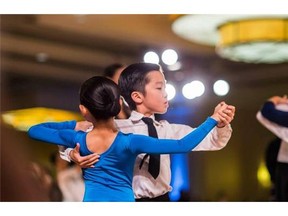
[224,109,234,118]
[219,116,229,125]
[80,153,100,168]
[219,110,234,122]
[226,105,236,112]
[74,143,80,152]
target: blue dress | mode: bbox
[28,117,217,202]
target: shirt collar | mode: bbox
[129,110,161,126]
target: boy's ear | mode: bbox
[131,91,144,104]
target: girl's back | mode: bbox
[79,131,136,201]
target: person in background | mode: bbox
[28,161,63,201]
[50,151,84,201]
[264,137,281,201]
[28,76,230,201]
[256,95,288,201]
[62,63,235,201]
[103,63,125,84]
[103,63,131,119]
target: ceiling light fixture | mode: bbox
[172,15,288,64]
[2,107,83,131]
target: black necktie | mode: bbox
[140,117,160,179]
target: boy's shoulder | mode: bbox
[156,119,170,125]
[114,118,133,125]
[114,118,170,125]
[114,118,172,132]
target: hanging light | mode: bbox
[172,15,288,64]
[217,18,288,63]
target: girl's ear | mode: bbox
[131,91,144,104]
[79,104,87,116]
[79,104,93,122]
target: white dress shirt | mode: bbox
[60,110,232,199]
[256,104,288,164]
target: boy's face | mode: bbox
[140,70,169,115]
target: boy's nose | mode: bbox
[163,90,168,98]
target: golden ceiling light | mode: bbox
[1,107,83,132]
[172,15,288,64]
[217,18,288,63]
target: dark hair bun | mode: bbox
[80,76,121,119]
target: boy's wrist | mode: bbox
[216,124,225,128]
[59,148,72,162]
[66,148,73,162]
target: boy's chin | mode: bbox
[156,109,168,115]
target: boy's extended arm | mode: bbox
[193,103,234,151]
[192,124,232,151]
[130,117,218,154]
[131,104,230,153]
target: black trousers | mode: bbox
[275,162,288,201]
[135,193,170,202]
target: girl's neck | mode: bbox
[85,117,118,154]
[91,117,117,132]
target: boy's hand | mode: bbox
[75,121,93,132]
[211,102,235,128]
[216,105,235,128]
[69,143,100,168]
[211,101,227,123]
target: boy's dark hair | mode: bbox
[80,76,121,120]
[118,63,161,110]
[103,63,125,79]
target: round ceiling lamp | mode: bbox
[172,15,288,64]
